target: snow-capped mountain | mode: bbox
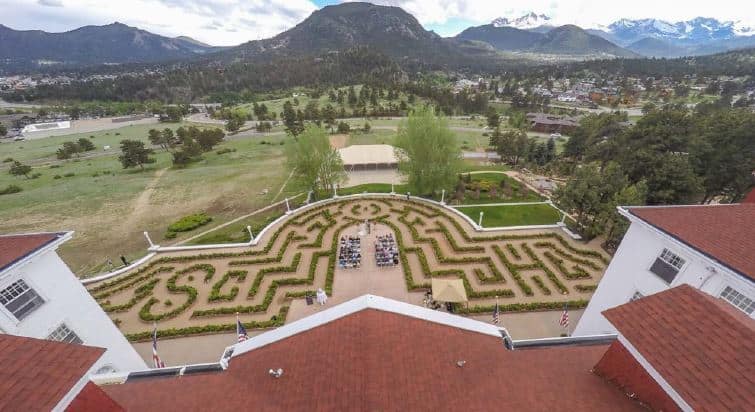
[600,17,754,45]
[492,13,552,30]
[588,17,755,57]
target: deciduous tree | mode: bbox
[394,106,461,196]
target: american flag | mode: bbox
[152,324,165,368]
[559,303,569,328]
[493,301,500,324]
[237,317,249,342]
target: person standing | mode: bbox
[316,288,328,306]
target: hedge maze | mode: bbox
[88,197,609,341]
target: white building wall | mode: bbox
[0,248,146,373]
[574,218,755,336]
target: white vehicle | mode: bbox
[550,133,562,139]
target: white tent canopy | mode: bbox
[431,278,468,303]
[337,144,398,170]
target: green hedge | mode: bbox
[458,299,589,314]
[531,275,552,295]
[102,278,160,313]
[138,272,198,321]
[125,306,289,342]
[208,270,248,302]
[177,263,216,282]
[575,284,598,293]
[94,266,173,300]
[521,243,569,294]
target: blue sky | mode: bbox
[0,0,752,46]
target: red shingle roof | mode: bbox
[103,309,641,411]
[66,382,124,412]
[629,204,755,280]
[0,335,105,411]
[0,232,65,272]
[603,284,755,411]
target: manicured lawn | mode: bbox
[455,203,562,227]
[187,206,286,245]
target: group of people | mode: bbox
[338,236,362,269]
[375,234,399,267]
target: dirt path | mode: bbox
[122,168,167,230]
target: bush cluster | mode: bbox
[0,185,22,195]
[165,213,212,238]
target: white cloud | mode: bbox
[1,0,754,44]
[0,0,318,45]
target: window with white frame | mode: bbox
[720,286,754,315]
[48,323,83,344]
[0,279,45,320]
[659,249,685,270]
[649,248,686,283]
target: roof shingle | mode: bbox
[603,284,755,411]
[629,204,755,281]
[0,335,105,411]
[103,309,642,411]
[0,232,65,272]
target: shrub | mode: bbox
[53,175,61,179]
[64,172,75,177]
[165,213,212,238]
[2,157,12,163]
[164,299,172,306]
[0,185,22,195]
[50,164,60,168]
[216,148,237,155]
[575,284,597,293]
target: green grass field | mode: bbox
[0,123,304,276]
[455,203,562,227]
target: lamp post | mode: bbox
[333,185,338,198]
[478,211,484,228]
[391,183,395,195]
[247,225,254,242]
[143,231,154,247]
[440,189,446,205]
[285,197,291,214]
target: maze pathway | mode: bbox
[87,197,609,341]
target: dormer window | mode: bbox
[649,248,685,284]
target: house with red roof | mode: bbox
[575,202,755,335]
[7,290,747,411]
[0,232,146,374]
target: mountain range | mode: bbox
[588,17,755,57]
[456,23,637,57]
[480,14,755,58]
[0,3,754,73]
[0,22,219,68]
